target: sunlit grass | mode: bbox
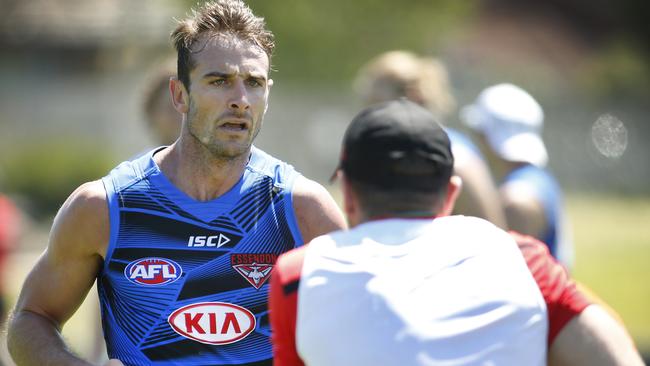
[567,194,650,349]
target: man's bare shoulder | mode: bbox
[60,180,107,227]
[66,180,107,207]
[291,176,332,203]
[51,180,109,257]
[291,176,346,243]
[500,183,546,237]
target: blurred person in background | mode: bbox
[461,83,573,267]
[270,100,643,366]
[353,50,507,228]
[141,57,181,147]
[7,1,345,365]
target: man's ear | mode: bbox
[262,79,273,114]
[340,172,359,228]
[170,77,189,114]
[439,175,462,217]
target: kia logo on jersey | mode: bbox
[168,302,256,345]
[124,257,182,286]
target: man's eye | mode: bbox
[247,79,262,87]
[212,79,226,86]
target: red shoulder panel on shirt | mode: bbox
[270,246,307,366]
[275,245,307,294]
[510,231,591,346]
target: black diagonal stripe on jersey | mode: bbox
[99,271,175,346]
[208,216,242,232]
[148,189,205,223]
[177,261,245,300]
[232,193,296,254]
[120,181,242,228]
[119,211,244,245]
[231,176,282,232]
[120,189,176,215]
[109,248,228,273]
[142,334,272,365]
[119,180,201,222]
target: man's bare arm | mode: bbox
[500,183,547,239]
[548,304,644,366]
[7,181,121,366]
[452,153,507,228]
[292,176,347,243]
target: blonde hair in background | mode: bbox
[354,50,456,120]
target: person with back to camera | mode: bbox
[461,83,573,266]
[6,1,346,365]
[354,50,507,228]
[269,99,644,366]
[272,99,548,365]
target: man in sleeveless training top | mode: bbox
[7,1,345,365]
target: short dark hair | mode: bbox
[171,0,275,89]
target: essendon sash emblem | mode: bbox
[231,253,278,289]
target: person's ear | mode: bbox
[439,175,462,217]
[170,77,189,114]
[340,172,360,227]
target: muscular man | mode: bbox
[7,1,345,365]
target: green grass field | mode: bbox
[2,193,648,363]
[567,194,650,350]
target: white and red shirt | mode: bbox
[271,216,575,366]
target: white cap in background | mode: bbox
[461,83,548,167]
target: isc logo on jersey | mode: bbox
[168,302,256,345]
[124,257,182,286]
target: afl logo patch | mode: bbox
[168,302,256,345]
[124,257,182,286]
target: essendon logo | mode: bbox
[124,257,182,286]
[168,302,255,345]
[231,253,278,289]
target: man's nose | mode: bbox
[229,80,250,111]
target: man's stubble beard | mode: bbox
[186,97,263,161]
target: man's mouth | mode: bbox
[219,120,250,131]
[222,122,247,131]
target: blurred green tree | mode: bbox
[180,0,477,84]
[0,142,116,220]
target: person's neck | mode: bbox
[351,211,438,228]
[154,140,250,202]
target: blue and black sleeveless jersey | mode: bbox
[503,164,572,266]
[98,146,303,365]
